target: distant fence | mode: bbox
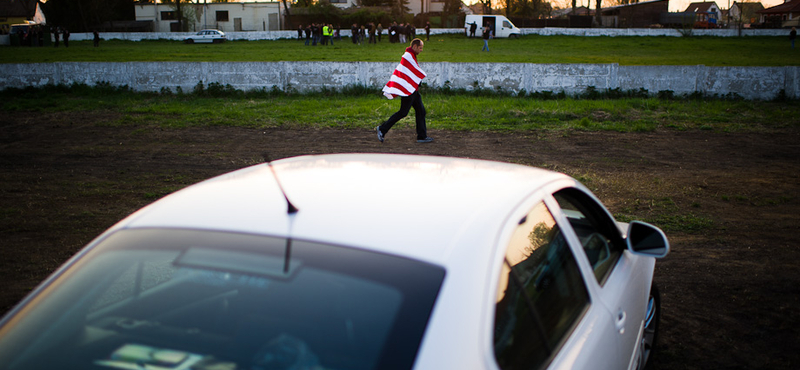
[0,27,792,46]
[1,61,797,100]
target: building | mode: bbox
[757,0,800,27]
[134,1,285,33]
[599,0,669,27]
[728,1,764,26]
[684,1,722,21]
[327,0,447,15]
[0,0,46,33]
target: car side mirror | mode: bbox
[626,221,670,258]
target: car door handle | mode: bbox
[616,310,627,334]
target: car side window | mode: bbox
[494,201,590,370]
[554,188,624,285]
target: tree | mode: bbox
[442,0,463,26]
[41,0,135,32]
[595,0,601,26]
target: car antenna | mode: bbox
[262,153,299,215]
[262,153,298,274]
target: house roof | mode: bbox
[0,0,40,18]
[600,0,667,12]
[732,1,765,12]
[757,0,800,14]
[685,1,718,12]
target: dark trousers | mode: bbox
[379,91,427,140]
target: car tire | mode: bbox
[185,39,194,44]
[641,283,661,369]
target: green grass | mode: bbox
[2,34,798,66]
[2,83,798,133]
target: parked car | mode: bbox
[0,154,669,370]
[184,29,226,44]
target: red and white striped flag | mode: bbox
[382,47,427,99]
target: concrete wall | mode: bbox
[29,27,792,43]
[1,61,797,100]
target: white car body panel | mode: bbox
[0,153,665,370]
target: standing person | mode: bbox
[311,23,319,46]
[351,23,358,44]
[482,25,491,51]
[398,23,406,44]
[469,22,477,37]
[376,38,433,144]
[368,22,376,44]
[377,23,383,42]
[304,24,311,45]
[322,23,330,45]
[93,30,100,47]
[63,28,70,48]
[791,27,797,49]
[53,27,59,47]
[298,25,304,41]
[425,21,430,41]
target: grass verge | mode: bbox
[2,83,798,133]
[2,35,799,66]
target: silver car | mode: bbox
[184,29,226,44]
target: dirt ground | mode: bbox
[1,111,799,369]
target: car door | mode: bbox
[551,188,651,370]
[492,199,623,370]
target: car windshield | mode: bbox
[0,229,445,370]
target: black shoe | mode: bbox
[376,127,384,143]
[416,137,433,143]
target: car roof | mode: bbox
[121,153,571,266]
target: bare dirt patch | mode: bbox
[1,112,799,369]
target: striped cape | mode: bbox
[382,47,427,99]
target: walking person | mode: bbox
[791,27,797,49]
[376,38,433,144]
[482,25,491,51]
[425,21,430,41]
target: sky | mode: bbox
[466,0,787,13]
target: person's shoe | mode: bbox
[376,126,384,143]
[416,137,434,143]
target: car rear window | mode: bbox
[0,229,445,370]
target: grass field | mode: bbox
[2,34,798,66]
[2,84,799,132]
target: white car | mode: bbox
[184,29,226,44]
[0,154,668,370]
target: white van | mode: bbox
[464,15,521,38]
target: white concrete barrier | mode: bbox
[46,27,793,43]
[0,61,797,100]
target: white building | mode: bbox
[327,0,446,15]
[135,1,285,33]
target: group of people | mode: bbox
[298,23,338,46]
[8,25,101,48]
[298,21,432,45]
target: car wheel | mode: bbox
[641,284,661,369]
[185,39,194,44]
